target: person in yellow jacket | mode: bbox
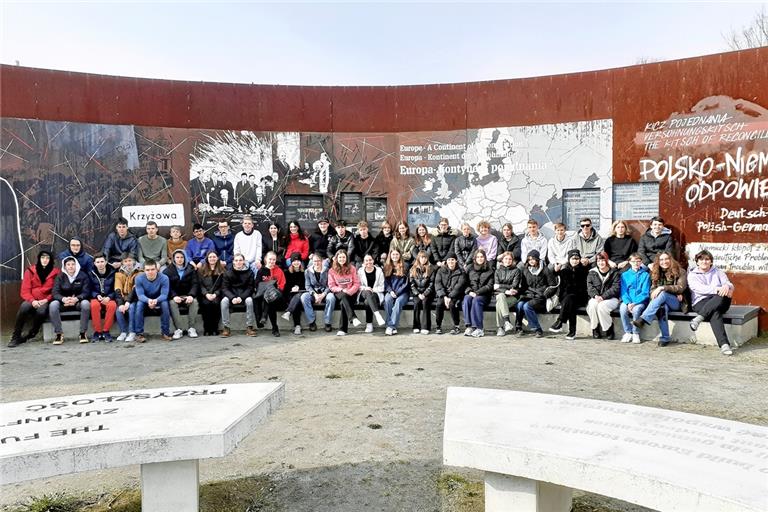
[114,252,143,342]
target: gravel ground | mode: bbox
[1,328,767,511]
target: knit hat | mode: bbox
[290,252,302,262]
[567,249,582,259]
[446,252,458,260]
[527,250,541,262]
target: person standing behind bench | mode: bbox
[211,219,234,268]
[494,251,522,337]
[301,253,336,332]
[186,223,215,271]
[586,252,620,340]
[88,253,117,342]
[454,223,476,272]
[114,253,142,342]
[520,219,548,269]
[575,217,604,267]
[164,249,200,340]
[619,253,651,344]
[133,259,172,343]
[50,256,91,345]
[390,222,415,272]
[434,252,467,335]
[497,223,521,264]
[138,221,168,268]
[58,237,94,274]
[198,251,225,336]
[328,220,355,264]
[309,217,333,267]
[284,221,310,267]
[8,250,59,348]
[687,249,736,356]
[638,216,674,268]
[353,221,377,267]
[603,220,637,271]
[431,218,456,268]
[103,217,138,270]
[233,215,262,275]
[220,254,257,338]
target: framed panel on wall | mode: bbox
[365,197,388,234]
[562,188,601,232]
[341,192,363,223]
[407,202,440,228]
[612,182,660,220]
[284,194,325,224]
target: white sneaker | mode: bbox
[187,328,198,338]
[464,327,474,336]
[351,318,361,327]
[503,321,514,332]
[294,326,302,335]
[620,333,633,343]
[413,328,420,334]
[420,329,429,335]
[392,329,398,335]
[472,328,484,338]
[365,323,374,333]
[125,332,136,342]
[385,327,393,336]
[374,311,385,326]
[632,333,641,344]
[172,329,183,340]
[497,328,505,337]
[336,330,346,336]
[720,343,733,356]
[116,332,127,342]
[281,311,291,321]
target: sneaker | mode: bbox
[385,327,393,336]
[272,329,280,337]
[503,321,514,333]
[53,333,64,345]
[281,311,291,321]
[103,333,114,343]
[472,328,484,338]
[187,328,198,338]
[79,332,89,344]
[135,334,146,343]
[620,333,633,343]
[125,332,136,342]
[351,318,362,328]
[565,332,576,341]
[220,327,231,338]
[309,322,317,332]
[246,326,257,337]
[91,332,101,343]
[534,329,544,338]
[162,333,173,341]
[294,325,302,335]
[413,328,420,334]
[336,330,347,336]
[365,323,374,333]
[632,318,647,329]
[172,329,183,340]
[374,311,385,326]
[450,326,461,335]
[392,329,398,335]
[420,329,429,335]
[257,321,265,329]
[464,327,473,336]
[496,328,505,337]
[605,325,616,340]
[324,324,333,332]
[435,328,443,335]
[689,315,705,331]
[116,332,127,342]
[7,337,25,348]
[549,320,563,333]
[632,333,642,344]
[720,343,733,356]
[592,328,602,339]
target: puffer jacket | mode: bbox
[586,267,621,300]
[114,264,142,305]
[497,234,522,263]
[89,267,116,299]
[20,265,60,303]
[494,264,523,294]
[556,263,589,300]
[465,263,495,299]
[328,232,355,260]
[53,261,91,302]
[163,251,200,298]
[638,227,674,265]
[434,266,467,300]
[430,232,456,262]
[411,239,433,263]
[222,266,255,301]
[410,266,435,296]
[520,265,557,300]
[454,234,477,269]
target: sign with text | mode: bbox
[685,242,768,274]
[122,203,185,228]
[612,182,660,220]
[562,188,601,232]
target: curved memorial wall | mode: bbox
[0,47,766,328]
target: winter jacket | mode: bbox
[688,266,733,307]
[134,272,170,303]
[233,229,263,266]
[309,230,333,259]
[411,239,433,263]
[638,227,674,265]
[454,234,477,269]
[520,233,548,265]
[547,235,576,267]
[353,234,378,264]
[262,236,287,264]
[384,273,410,297]
[163,251,200,298]
[434,266,467,300]
[305,268,331,295]
[575,231,605,264]
[620,267,651,305]
[409,267,435,296]
[465,263,495,299]
[102,232,139,264]
[475,235,498,262]
[430,232,456,262]
[520,265,557,301]
[185,236,215,266]
[328,233,355,260]
[114,264,142,305]
[222,266,255,301]
[556,263,589,300]
[497,234,522,263]
[374,232,393,259]
[357,266,385,303]
[587,267,621,300]
[494,264,523,294]
[53,259,90,302]
[256,265,286,292]
[198,270,224,303]
[603,236,638,266]
[212,231,235,265]
[20,265,60,303]
[390,237,415,263]
[58,247,94,274]
[88,267,116,300]
[329,267,360,295]
[285,233,310,262]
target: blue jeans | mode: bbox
[462,295,487,328]
[301,292,336,325]
[115,303,137,333]
[620,301,648,334]
[516,300,543,332]
[384,292,409,329]
[135,300,171,336]
[641,292,681,341]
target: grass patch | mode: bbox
[10,494,84,512]
[437,473,483,512]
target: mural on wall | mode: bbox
[637,95,768,273]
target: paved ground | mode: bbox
[1,327,767,511]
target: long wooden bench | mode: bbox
[0,383,284,511]
[443,387,768,512]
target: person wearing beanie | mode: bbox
[515,249,557,337]
[8,250,60,347]
[549,248,589,339]
[58,237,95,274]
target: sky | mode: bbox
[0,1,765,86]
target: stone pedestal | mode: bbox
[141,459,199,512]
[485,472,571,512]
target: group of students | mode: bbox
[8,214,737,356]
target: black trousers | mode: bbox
[12,301,49,340]
[692,295,732,347]
[199,299,221,334]
[557,293,587,332]
[412,293,433,330]
[359,290,381,323]
[334,292,357,332]
[286,293,303,326]
[256,298,282,330]
[435,298,460,328]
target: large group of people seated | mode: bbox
[8,214,737,356]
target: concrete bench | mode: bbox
[443,387,768,512]
[0,383,285,511]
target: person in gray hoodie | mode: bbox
[574,217,604,266]
[638,216,674,267]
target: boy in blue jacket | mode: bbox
[133,259,172,343]
[619,253,651,344]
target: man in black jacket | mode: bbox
[327,219,355,262]
[353,221,378,266]
[164,249,200,339]
[638,216,674,267]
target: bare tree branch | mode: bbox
[723,6,768,50]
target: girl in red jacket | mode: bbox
[284,220,309,267]
[9,251,60,347]
[328,249,361,335]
